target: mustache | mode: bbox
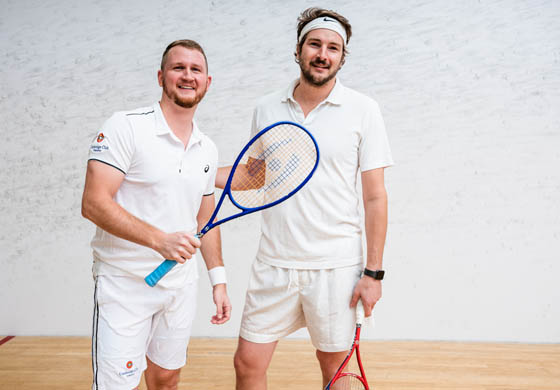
[310,58,329,68]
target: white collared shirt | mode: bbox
[88,102,218,287]
[251,79,393,269]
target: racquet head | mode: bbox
[226,121,319,210]
[329,373,368,389]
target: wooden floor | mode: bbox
[1,337,559,389]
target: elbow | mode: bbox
[81,193,98,222]
[81,198,92,220]
[364,190,388,207]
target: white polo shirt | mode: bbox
[88,102,218,288]
[251,79,393,269]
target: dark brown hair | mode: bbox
[296,7,352,58]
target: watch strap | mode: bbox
[363,268,385,280]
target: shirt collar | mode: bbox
[153,102,203,145]
[282,77,345,105]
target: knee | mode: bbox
[149,370,179,390]
[234,348,266,377]
[316,350,345,381]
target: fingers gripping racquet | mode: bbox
[325,301,369,390]
[144,121,320,287]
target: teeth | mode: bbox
[179,86,194,89]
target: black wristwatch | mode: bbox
[363,268,385,280]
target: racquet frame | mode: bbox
[325,301,369,389]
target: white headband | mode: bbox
[298,16,348,46]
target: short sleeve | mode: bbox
[359,101,394,171]
[204,141,219,196]
[88,113,135,174]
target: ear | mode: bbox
[157,69,163,87]
[206,75,212,90]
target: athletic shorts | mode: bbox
[92,274,197,390]
[239,260,362,352]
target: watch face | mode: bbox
[376,270,385,280]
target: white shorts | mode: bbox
[239,260,362,352]
[92,274,198,390]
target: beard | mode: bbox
[299,57,340,87]
[163,80,208,108]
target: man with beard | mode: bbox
[216,7,393,389]
[82,39,231,390]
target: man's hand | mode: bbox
[211,284,232,325]
[153,232,201,263]
[349,276,382,317]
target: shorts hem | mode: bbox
[146,353,186,371]
[239,324,304,344]
[313,342,352,353]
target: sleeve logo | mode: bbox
[90,132,109,153]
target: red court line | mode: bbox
[0,336,15,346]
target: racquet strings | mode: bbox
[229,123,317,208]
[331,373,367,390]
[331,349,367,390]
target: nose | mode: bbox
[316,45,328,60]
[181,69,195,80]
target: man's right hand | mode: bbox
[154,232,201,263]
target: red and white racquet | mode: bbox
[325,300,369,390]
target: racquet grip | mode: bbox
[356,300,365,325]
[145,259,177,287]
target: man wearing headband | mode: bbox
[217,7,393,389]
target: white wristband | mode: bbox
[208,266,227,286]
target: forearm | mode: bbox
[82,196,163,251]
[216,159,264,191]
[199,227,224,271]
[363,191,388,270]
[215,167,232,189]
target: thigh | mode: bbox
[239,261,305,343]
[93,275,163,390]
[301,265,362,352]
[146,279,198,370]
[235,336,278,371]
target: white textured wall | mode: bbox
[1,0,558,342]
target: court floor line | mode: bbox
[0,336,15,346]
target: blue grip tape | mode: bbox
[144,259,177,287]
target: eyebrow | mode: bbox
[168,61,205,69]
[306,37,342,48]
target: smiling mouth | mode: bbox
[311,62,329,70]
[178,85,195,90]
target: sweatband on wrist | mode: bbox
[208,266,227,286]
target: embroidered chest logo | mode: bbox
[204,164,210,173]
[96,133,105,142]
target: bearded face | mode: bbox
[158,46,211,109]
[297,29,344,87]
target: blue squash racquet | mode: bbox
[145,121,320,287]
